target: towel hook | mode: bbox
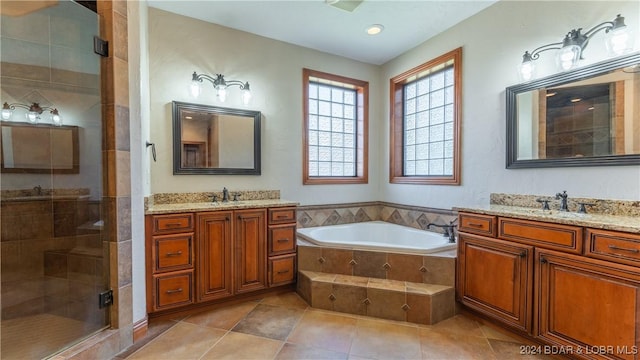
[146,141,156,162]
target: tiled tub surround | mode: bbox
[296,201,457,231]
[295,202,458,325]
[296,244,456,325]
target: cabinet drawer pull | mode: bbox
[165,288,183,294]
[608,245,639,253]
[165,222,183,228]
[165,251,183,257]
[468,222,484,228]
[277,238,290,243]
[276,215,289,219]
[277,269,290,274]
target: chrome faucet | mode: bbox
[555,190,569,211]
[426,219,457,243]
[33,185,42,196]
[222,187,230,202]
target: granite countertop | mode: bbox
[454,205,640,234]
[146,199,299,215]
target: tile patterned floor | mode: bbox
[117,292,552,360]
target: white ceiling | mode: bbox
[147,0,498,65]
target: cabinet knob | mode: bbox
[519,251,526,258]
[540,256,547,264]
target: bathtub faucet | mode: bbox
[426,221,457,243]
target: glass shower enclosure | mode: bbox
[0,1,109,358]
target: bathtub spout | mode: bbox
[426,222,457,243]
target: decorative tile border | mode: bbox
[296,201,457,234]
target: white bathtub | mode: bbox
[296,221,457,255]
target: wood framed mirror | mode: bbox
[172,101,261,175]
[506,52,640,168]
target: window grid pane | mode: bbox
[403,66,454,176]
[308,82,357,177]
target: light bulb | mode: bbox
[190,80,201,98]
[242,88,251,105]
[518,60,536,81]
[27,111,39,124]
[556,45,581,71]
[605,27,633,57]
[216,87,227,102]
[1,108,12,120]
[50,110,62,126]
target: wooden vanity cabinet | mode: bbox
[536,249,640,360]
[267,207,297,286]
[196,211,233,302]
[197,209,267,300]
[458,211,640,359]
[234,209,268,294]
[457,232,534,333]
[147,206,296,315]
[145,213,195,312]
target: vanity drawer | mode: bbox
[268,207,296,225]
[585,229,640,266]
[154,271,194,310]
[153,233,194,272]
[498,218,583,254]
[458,213,497,237]
[268,225,296,256]
[151,213,194,234]
[269,254,296,286]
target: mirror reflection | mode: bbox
[172,101,261,175]
[1,123,79,174]
[506,52,640,168]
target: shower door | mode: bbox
[0,1,108,358]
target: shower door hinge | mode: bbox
[98,289,114,308]
[93,36,109,57]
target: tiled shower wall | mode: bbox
[297,201,457,234]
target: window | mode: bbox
[303,68,368,184]
[390,47,462,185]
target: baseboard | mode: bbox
[133,317,148,342]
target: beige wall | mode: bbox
[148,7,382,205]
[381,0,640,208]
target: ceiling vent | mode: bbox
[325,0,364,13]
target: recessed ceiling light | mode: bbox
[366,24,384,35]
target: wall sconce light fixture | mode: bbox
[190,72,252,105]
[519,14,633,81]
[1,102,63,125]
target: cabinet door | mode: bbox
[197,211,233,302]
[457,232,534,333]
[536,249,640,360]
[235,209,267,294]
